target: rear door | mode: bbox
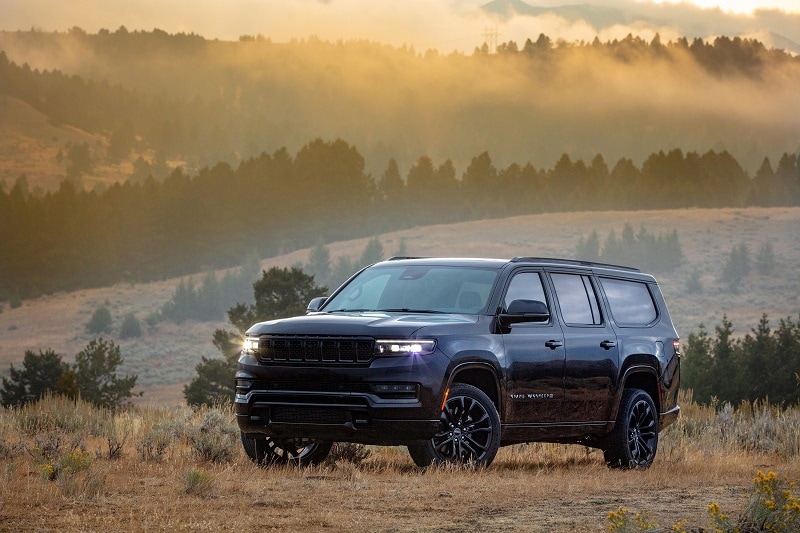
[548,271,619,424]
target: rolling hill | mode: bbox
[1,206,798,406]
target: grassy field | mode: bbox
[1,206,799,406]
[1,393,799,532]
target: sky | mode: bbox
[646,0,800,13]
[1,0,799,53]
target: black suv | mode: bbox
[235,257,680,468]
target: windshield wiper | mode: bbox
[327,308,372,313]
[376,308,446,314]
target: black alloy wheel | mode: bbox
[407,383,500,468]
[241,432,332,466]
[605,388,658,469]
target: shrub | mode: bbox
[720,242,751,291]
[86,306,113,334]
[100,414,135,459]
[119,312,142,339]
[327,442,371,465]
[186,407,238,463]
[685,268,703,294]
[739,471,800,532]
[756,241,777,275]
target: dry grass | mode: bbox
[0,395,799,532]
[1,206,799,406]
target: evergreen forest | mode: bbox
[2,28,800,298]
[2,141,798,298]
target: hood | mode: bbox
[245,311,478,338]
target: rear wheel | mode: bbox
[240,432,333,466]
[604,388,658,469]
[408,383,500,468]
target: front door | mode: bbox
[501,270,565,425]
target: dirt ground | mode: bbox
[1,442,795,532]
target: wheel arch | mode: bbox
[447,362,502,418]
[610,365,660,425]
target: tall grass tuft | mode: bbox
[181,467,216,497]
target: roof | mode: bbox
[379,256,655,281]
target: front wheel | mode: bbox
[240,432,333,466]
[408,383,500,468]
[604,388,658,469]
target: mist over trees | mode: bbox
[1,28,799,178]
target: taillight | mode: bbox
[672,340,681,355]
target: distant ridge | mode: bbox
[480,1,800,54]
[766,31,800,55]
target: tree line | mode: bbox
[2,140,799,300]
[682,315,800,406]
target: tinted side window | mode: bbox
[600,278,657,326]
[503,272,547,310]
[550,273,602,325]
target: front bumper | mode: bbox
[235,352,448,445]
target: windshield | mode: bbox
[323,265,498,314]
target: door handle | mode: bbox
[545,340,563,350]
[600,340,617,350]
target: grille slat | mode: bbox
[272,406,348,424]
[257,335,374,365]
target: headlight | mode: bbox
[375,339,436,356]
[242,336,260,354]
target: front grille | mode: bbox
[252,381,373,394]
[257,335,374,365]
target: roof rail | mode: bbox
[510,256,641,272]
[386,256,429,261]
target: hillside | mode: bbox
[2,28,799,191]
[1,206,798,405]
[0,96,129,191]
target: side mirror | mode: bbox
[306,296,328,313]
[500,299,550,325]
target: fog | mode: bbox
[2,1,799,53]
[1,1,799,177]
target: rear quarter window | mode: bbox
[599,277,658,326]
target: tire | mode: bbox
[240,432,333,466]
[604,388,658,469]
[407,383,501,468]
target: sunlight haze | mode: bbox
[644,0,800,14]
[1,0,799,53]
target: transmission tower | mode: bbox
[483,26,499,54]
